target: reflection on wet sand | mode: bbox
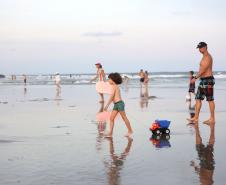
[140,84,149,109]
[187,101,196,135]
[191,124,215,185]
[96,102,109,134]
[140,84,156,109]
[96,102,107,151]
[150,134,171,149]
[188,101,195,121]
[104,137,133,185]
[96,102,133,185]
[55,88,61,106]
[23,87,27,96]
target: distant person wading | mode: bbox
[138,69,145,83]
[91,63,106,103]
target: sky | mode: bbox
[0,0,226,74]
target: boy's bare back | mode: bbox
[112,85,122,103]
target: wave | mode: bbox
[0,72,225,85]
[214,74,226,79]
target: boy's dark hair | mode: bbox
[108,73,122,84]
[189,71,194,75]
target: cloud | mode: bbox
[82,31,123,37]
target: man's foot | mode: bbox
[187,117,198,123]
[125,132,133,138]
[187,122,195,126]
[203,119,215,126]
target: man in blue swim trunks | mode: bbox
[188,42,215,125]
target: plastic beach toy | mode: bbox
[96,111,111,123]
[150,120,171,135]
[96,81,114,94]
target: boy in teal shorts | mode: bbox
[104,73,133,138]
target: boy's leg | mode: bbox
[189,92,192,100]
[119,111,133,136]
[106,110,118,137]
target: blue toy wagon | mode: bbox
[150,120,171,135]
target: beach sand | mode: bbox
[0,83,226,185]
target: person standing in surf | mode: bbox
[91,63,106,103]
[144,70,149,84]
[55,72,61,92]
[23,74,27,85]
[138,69,145,84]
[188,71,196,101]
[188,42,215,125]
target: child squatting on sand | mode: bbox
[104,73,133,138]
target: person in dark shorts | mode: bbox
[23,74,27,85]
[195,76,215,101]
[138,69,145,83]
[113,101,125,111]
[140,78,144,83]
[188,42,215,125]
[188,71,196,101]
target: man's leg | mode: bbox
[194,100,202,122]
[204,81,215,125]
[188,84,203,123]
[203,101,215,125]
[188,99,202,122]
[209,101,215,123]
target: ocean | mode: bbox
[1,71,226,87]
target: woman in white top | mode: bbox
[91,63,106,103]
[55,73,61,91]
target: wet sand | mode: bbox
[0,84,226,185]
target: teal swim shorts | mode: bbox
[113,101,125,111]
